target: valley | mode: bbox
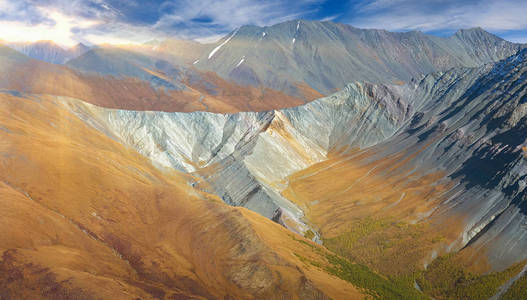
[1,14,527,299]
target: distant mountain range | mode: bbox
[5,20,523,100]
[7,40,91,64]
[191,21,525,95]
[3,20,524,100]
[0,42,319,113]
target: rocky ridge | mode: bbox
[193,20,526,95]
[67,49,527,272]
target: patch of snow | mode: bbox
[208,29,239,59]
[236,56,245,68]
[292,21,300,46]
[193,59,200,64]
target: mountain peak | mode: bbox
[69,42,91,59]
[70,42,89,52]
[72,42,88,48]
[31,40,65,49]
[456,26,485,32]
[454,27,500,39]
[5,40,92,64]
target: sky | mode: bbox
[0,0,527,47]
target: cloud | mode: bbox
[0,6,100,46]
[500,29,527,44]
[0,0,54,25]
[0,0,331,45]
[194,34,225,44]
[1,0,526,46]
[0,0,119,46]
[348,0,527,32]
[320,14,341,22]
[151,0,324,40]
[74,0,328,43]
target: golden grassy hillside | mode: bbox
[283,148,527,299]
[0,92,362,299]
[283,149,463,275]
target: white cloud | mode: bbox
[194,34,224,44]
[350,0,527,32]
[81,22,163,45]
[0,0,329,46]
[510,37,527,43]
[320,14,341,22]
[152,0,322,40]
[0,7,100,46]
[3,0,524,46]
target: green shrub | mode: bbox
[500,273,527,300]
[417,255,526,300]
[291,235,427,299]
[304,230,315,240]
[324,254,427,300]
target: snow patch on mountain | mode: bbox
[208,29,239,59]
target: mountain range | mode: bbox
[7,40,91,64]
[192,22,525,96]
[1,19,527,299]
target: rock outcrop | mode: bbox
[66,78,409,237]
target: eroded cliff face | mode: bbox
[66,49,527,273]
[65,79,409,237]
[284,50,527,272]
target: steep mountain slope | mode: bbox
[66,46,321,110]
[68,42,91,58]
[66,47,189,90]
[0,44,317,113]
[0,91,363,299]
[193,20,525,95]
[284,50,527,274]
[7,41,90,64]
[66,79,408,238]
[155,38,207,64]
[72,49,527,280]
[0,43,32,67]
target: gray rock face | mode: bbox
[64,76,405,238]
[281,83,411,151]
[155,38,207,64]
[66,49,527,271]
[340,50,527,271]
[194,20,525,95]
